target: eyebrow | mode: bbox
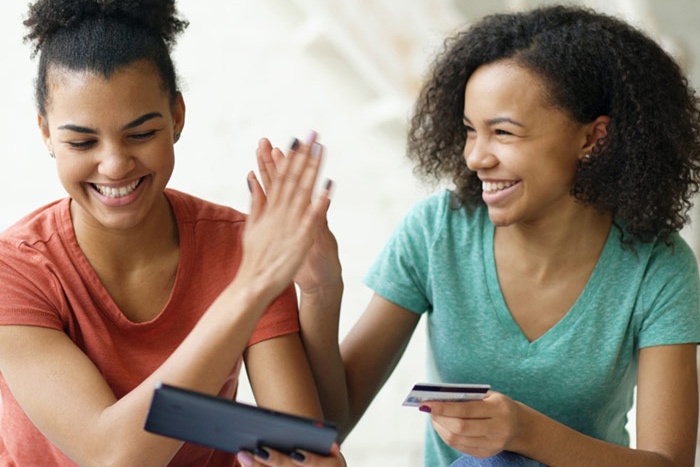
[463,115,525,128]
[58,112,164,134]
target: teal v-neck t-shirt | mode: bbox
[364,190,700,466]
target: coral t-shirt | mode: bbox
[0,189,300,466]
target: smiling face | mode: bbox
[39,61,185,234]
[463,60,594,228]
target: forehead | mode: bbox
[463,60,553,117]
[44,61,170,119]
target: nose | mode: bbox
[464,136,497,172]
[98,143,136,179]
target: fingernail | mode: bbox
[289,137,300,151]
[254,447,270,460]
[311,142,322,158]
[305,130,318,145]
[419,405,432,413]
[290,450,306,462]
[237,451,254,467]
[324,178,334,191]
[246,177,253,193]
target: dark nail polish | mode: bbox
[290,450,306,462]
[254,447,270,460]
[311,142,322,157]
[324,179,333,191]
[419,405,432,413]
[246,178,253,193]
[290,138,300,151]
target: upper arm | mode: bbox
[244,332,323,419]
[341,293,421,426]
[636,343,698,466]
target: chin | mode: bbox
[486,210,516,227]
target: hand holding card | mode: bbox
[402,382,490,407]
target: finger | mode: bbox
[289,442,345,466]
[271,144,285,169]
[420,400,489,418]
[430,417,489,453]
[268,146,286,182]
[254,446,297,466]
[247,171,266,221]
[294,177,333,244]
[273,132,321,208]
[256,138,275,193]
[312,179,333,224]
[237,450,262,467]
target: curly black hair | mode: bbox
[408,5,700,242]
[24,0,189,115]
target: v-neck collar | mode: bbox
[57,191,192,327]
[483,220,618,353]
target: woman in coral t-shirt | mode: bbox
[0,0,344,465]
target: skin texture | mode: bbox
[0,60,333,466]
[259,59,698,466]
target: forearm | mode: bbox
[34,279,274,466]
[298,284,349,429]
[514,404,686,467]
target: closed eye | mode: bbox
[129,130,158,141]
[68,140,97,149]
[495,129,514,136]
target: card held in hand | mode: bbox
[402,382,491,407]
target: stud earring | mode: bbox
[583,153,591,160]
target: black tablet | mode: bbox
[144,383,338,455]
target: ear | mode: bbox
[579,115,610,160]
[172,92,186,142]
[37,114,52,152]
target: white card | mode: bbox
[402,382,490,407]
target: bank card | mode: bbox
[402,382,491,407]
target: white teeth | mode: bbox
[482,181,515,193]
[94,179,141,198]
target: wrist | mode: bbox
[299,280,344,303]
[222,275,275,318]
[509,401,542,457]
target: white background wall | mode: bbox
[1,1,699,466]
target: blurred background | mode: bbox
[1,0,699,465]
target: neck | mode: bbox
[71,195,179,274]
[494,205,613,279]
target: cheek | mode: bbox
[146,143,176,181]
[55,158,91,186]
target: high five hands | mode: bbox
[235,131,334,308]
[236,132,346,467]
[254,134,342,294]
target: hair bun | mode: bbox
[24,0,188,54]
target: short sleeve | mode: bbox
[0,240,65,330]
[364,196,438,314]
[637,237,700,348]
[247,284,300,346]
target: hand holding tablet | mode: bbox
[144,383,338,456]
[402,382,490,407]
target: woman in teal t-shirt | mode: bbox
[250,5,700,467]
